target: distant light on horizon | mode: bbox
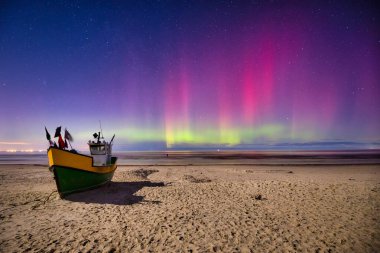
[4,149,34,153]
[5,149,17,153]
[0,142,29,145]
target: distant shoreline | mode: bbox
[1,148,379,154]
[1,149,379,166]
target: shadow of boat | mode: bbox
[65,181,165,205]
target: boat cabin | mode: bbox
[88,140,113,166]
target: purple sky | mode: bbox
[0,1,379,151]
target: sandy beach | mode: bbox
[0,163,379,252]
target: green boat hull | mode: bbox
[52,166,115,197]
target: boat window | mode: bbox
[90,145,106,154]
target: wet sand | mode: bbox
[0,163,379,252]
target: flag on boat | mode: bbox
[58,135,65,149]
[64,128,74,142]
[45,127,51,141]
[45,127,54,146]
[54,127,62,138]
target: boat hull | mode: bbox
[51,165,115,197]
[47,148,117,197]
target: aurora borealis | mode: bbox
[0,1,379,151]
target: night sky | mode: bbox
[0,1,379,151]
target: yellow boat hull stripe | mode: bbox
[48,148,117,174]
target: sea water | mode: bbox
[1,150,379,166]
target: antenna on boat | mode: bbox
[110,134,115,145]
[99,120,104,139]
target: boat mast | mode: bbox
[99,120,104,140]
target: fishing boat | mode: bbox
[47,130,117,198]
